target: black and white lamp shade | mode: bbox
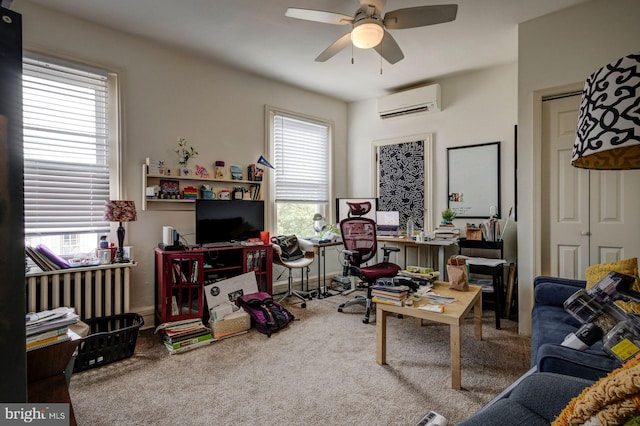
[572,53,640,170]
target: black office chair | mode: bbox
[337,201,400,323]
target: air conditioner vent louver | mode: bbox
[377,83,441,119]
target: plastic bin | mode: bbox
[73,313,144,373]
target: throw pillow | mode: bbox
[585,258,640,314]
[552,353,640,425]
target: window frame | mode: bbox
[265,106,334,236]
[22,50,122,254]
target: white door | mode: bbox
[542,95,640,279]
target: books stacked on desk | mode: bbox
[155,318,213,354]
[26,307,79,351]
[371,284,410,306]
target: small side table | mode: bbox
[308,239,343,297]
[27,331,81,426]
[458,239,505,329]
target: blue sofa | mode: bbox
[457,276,622,425]
[530,275,621,380]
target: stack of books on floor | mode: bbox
[155,318,213,354]
[371,284,410,306]
[26,307,79,351]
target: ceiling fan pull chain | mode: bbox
[380,52,383,75]
[351,43,354,64]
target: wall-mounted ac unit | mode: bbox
[377,83,441,119]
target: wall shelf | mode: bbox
[142,164,261,211]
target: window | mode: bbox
[22,54,119,255]
[268,108,331,236]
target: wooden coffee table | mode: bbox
[376,281,483,390]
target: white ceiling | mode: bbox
[24,0,590,102]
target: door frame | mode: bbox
[533,82,584,278]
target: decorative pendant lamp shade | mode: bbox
[571,53,640,170]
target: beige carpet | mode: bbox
[69,294,530,425]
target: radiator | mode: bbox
[26,264,134,320]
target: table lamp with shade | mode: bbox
[571,53,640,170]
[103,200,137,263]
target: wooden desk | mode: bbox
[376,282,483,390]
[377,236,457,279]
[27,331,81,426]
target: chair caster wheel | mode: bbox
[338,307,343,312]
[301,303,307,308]
[362,318,369,324]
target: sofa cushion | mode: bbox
[459,373,593,426]
[585,257,638,288]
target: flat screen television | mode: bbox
[195,200,265,245]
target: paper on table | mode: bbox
[457,256,506,267]
[423,293,456,304]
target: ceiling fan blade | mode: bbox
[315,33,352,62]
[383,4,458,29]
[286,8,353,25]
[374,30,404,64]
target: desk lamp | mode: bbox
[104,200,137,263]
[313,213,326,237]
[571,53,640,170]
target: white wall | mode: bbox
[517,0,640,334]
[348,63,518,267]
[14,1,349,322]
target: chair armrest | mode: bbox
[341,249,360,259]
[381,246,400,262]
[533,277,586,307]
[534,275,587,289]
[535,343,620,381]
[272,243,282,256]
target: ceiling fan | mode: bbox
[285,0,458,64]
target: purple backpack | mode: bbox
[238,292,295,337]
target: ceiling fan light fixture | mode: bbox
[351,18,384,49]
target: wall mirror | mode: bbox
[447,141,501,218]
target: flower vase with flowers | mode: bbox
[175,137,198,176]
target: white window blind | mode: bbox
[273,113,329,203]
[22,56,111,236]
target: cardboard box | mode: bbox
[209,309,250,339]
[204,273,258,339]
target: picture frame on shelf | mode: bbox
[146,158,165,175]
[160,179,179,199]
[230,165,243,180]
